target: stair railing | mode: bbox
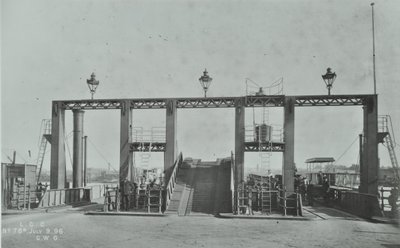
[164,152,183,211]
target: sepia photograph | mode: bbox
[1,0,400,247]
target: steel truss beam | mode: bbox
[62,100,122,110]
[59,94,372,110]
[245,95,284,107]
[177,97,237,108]
[244,142,285,152]
[294,95,366,106]
[130,142,166,152]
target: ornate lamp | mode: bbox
[199,69,213,97]
[322,68,337,95]
[86,73,99,100]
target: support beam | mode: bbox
[72,110,84,188]
[283,96,295,192]
[235,99,245,185]
[50,102,66,189]
[61,94,371,110]
[164,99,177,180]
[360,95,379,195]
[120,100,133,182]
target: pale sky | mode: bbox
[2,0,400,175]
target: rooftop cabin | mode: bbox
[304,157,360,190]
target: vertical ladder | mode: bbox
[258,106,272,173]
[260,177,273,214]
[36,119,52,184]
[237,184,249,215]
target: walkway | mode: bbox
[2,203,399,248]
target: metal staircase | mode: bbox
[36,119,51,184]
[378,115,399,184]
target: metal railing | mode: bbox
[244,124,283,143]
[132,127,166,143]
[277,188,301,216]
[147,189,163,213]
[379,187,400,212]
[165,152,183,211]
[104,186,119,212]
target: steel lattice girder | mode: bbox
[130,142,166,152]
[177,97,237,108]
[294,95,366,106]
[245,95,284,107]
[62,100,122,110]
[59,94,372,110]
[244,142,285,152]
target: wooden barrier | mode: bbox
[38,188,90,208]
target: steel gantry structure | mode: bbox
[50,94,378,197]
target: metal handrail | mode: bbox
[379,187,400,211]
[132,127,166,143]
[277,188,300,216]
[165,152,183,211]
[244,124,284,143]
[104,186,119,212]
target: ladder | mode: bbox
[36,119,51,184]
[379,115,400,183]
[132,127,151,179]
[260,177,274,214]
[258,106,272,173]
[237,184,250,215]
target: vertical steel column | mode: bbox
[360,95,378,195]
[283,96,295,193]
[83,135,88,187]
[50,101,67,189]
[120,100,133,183]
[72,110,84,188]
[235,98,245,185]
[359,133,363,192]
[164,99,177,180]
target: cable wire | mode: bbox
[87,137,118,172]
[335,135,359,164]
